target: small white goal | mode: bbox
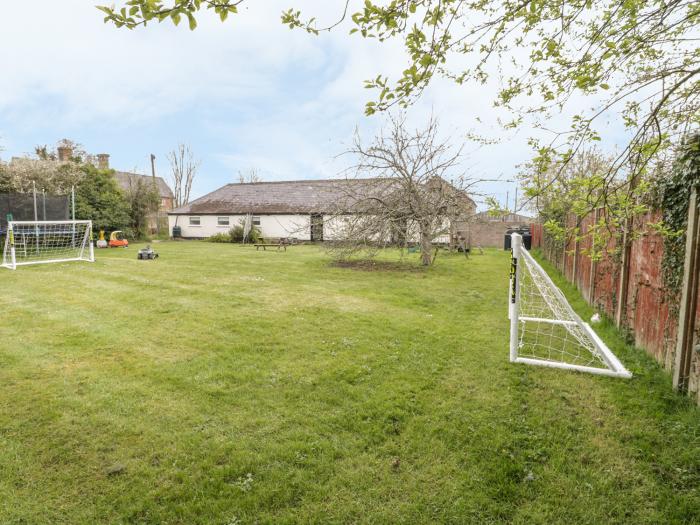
[509,232,631,378]
[2,220,94,270]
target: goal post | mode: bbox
[509,232,631,378]
[1,220,95,270]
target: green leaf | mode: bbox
[186,11,197,30]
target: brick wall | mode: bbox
[469,220,532,248]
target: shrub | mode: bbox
[229,222,262,243]
[248,226,263,243]
[208,232,232,243]
[124,176,160,240]
[74,166,131,232]
[229,225,244,242]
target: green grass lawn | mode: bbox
[0,242,698,524]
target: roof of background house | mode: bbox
[113,171,174,199]
[474,211,535,223]
[169,178,476,215]
[169,179,378,214]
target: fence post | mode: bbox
[589,208,599,304]
[673,187,700,393]
[571,216,579,285]
[615,217,632,328]
[8,223,16,270]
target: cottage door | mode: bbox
[310,214,324,242]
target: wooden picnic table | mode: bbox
[254,243,287,252]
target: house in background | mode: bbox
[66,149,174,233]
[48,147,175,215]
[168,179,359,241]
[112,169,175,234]
[168,178,477,243]
[91,153,175,213]
[112,170,174,212]
[468,210,536,248]
[5,146,175,216]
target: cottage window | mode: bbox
[217,217,230,226]
[189,216,201,226]
[252,216,261,226]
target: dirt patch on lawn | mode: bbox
[330,259,427,272]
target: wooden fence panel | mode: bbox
[576,214,594,303]
[536,204,700,403]
[591,215,620,318]
[625,213,677,367]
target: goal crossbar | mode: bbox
[8,220,93,225]
[509,233,631,379]
[2,220,94,270]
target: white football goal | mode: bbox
[2,220,94,270]
[509,233,631,378]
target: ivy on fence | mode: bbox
[655,133,700,303]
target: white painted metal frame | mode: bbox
[509,233,631,378]
[1,220,95,270]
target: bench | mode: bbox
[255,243,287,252]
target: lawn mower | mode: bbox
[108,230,129,248]
[137,245,159,260]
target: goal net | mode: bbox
[509,233,631,378]
[2,220,94,270]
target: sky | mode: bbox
[0,1,627,212]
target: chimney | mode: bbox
[57,146,73,162]
[97,153,110,170]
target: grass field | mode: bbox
[0,242,698,524]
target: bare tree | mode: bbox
[167,144,200,208]
[328,114,475,266]
[237,167,262,184]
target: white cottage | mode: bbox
[168,178,477,242]
[168,179,362,241]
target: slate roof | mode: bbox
[169,178,477,215]
[113,171,174,199]
[168,179,395,215]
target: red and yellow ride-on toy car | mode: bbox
[108,230,129,248]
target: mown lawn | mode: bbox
[0,242,698,524]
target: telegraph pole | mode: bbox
[150,154,160,235]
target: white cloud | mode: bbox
[0,1,628,211]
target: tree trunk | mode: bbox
[420,224,432,266]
